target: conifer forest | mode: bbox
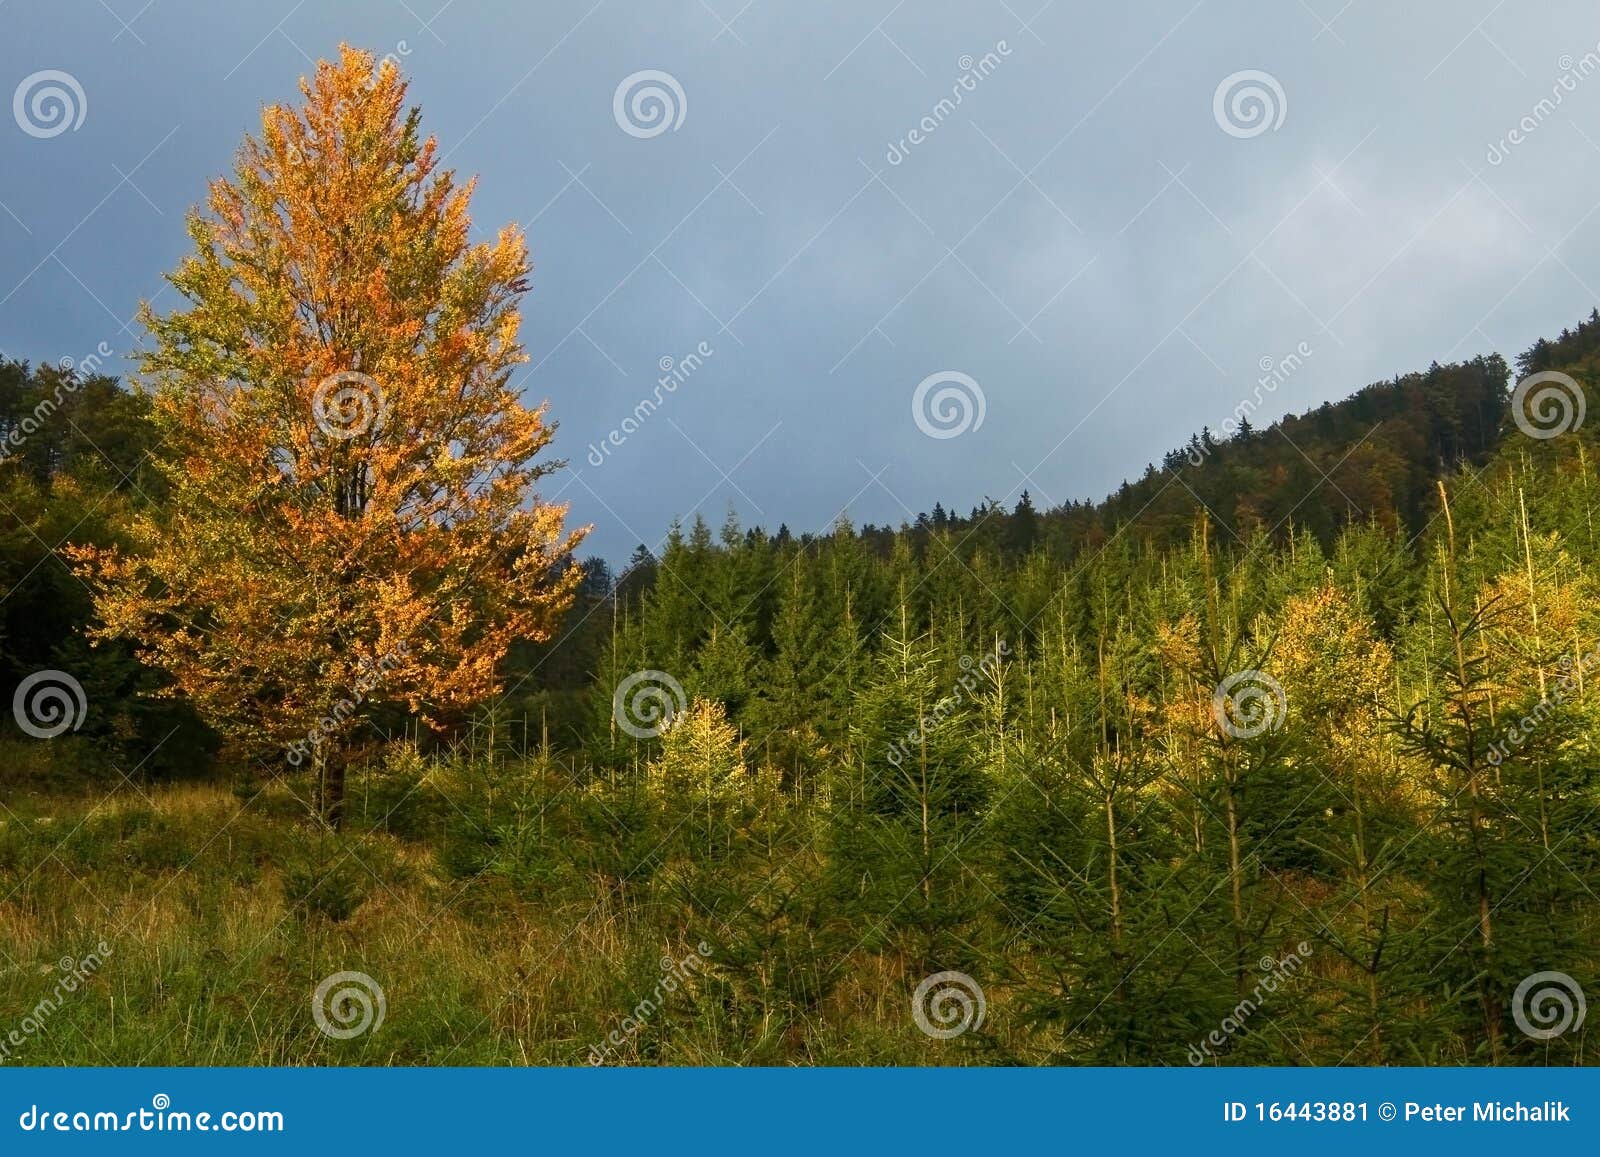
[2,35,1598,1069]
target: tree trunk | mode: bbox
[1225,766,1247,998]
[323,745,348,832]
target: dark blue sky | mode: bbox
[4,0,1600,561]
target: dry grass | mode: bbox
[0,772,982,1066]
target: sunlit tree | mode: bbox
[70,46,585,825]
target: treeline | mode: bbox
[848,353,1504,560]
[466,317,1596,1063]
[510,344,1515,746]
[0,329,1527,772]
[5,317,1600,1063]
[0,360,210,776]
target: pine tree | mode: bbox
[1391,485,1512,1058]
[827,609,990,973]
[647,696,749,859]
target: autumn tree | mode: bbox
[69,46,585,826]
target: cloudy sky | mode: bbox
[4,0,1600,560]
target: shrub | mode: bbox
[282,848,371,923]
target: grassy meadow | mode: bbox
[0,741,994,1066]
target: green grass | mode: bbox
[7,737,1581,1067]
[0,751,1001,1066]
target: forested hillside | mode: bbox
[508,337,1524,750]
[1,47,1596,1067]
[4,314,1596,1064]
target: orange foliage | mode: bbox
[68,46,586,766]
